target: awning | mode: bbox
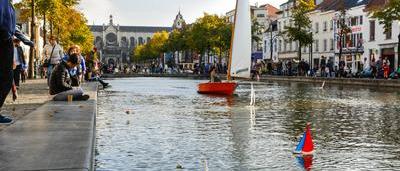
[252,52,263,60]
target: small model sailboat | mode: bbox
[294,123,314,155]
[197,0,252,95]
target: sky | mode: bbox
[76,0,286,27]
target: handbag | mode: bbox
[43,45,56,67]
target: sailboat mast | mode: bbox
[227,0,239,81]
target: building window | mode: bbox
[264,40,267,53]
[138,37,144,45]
[278,22,281,31]
[330,38,334,50]
[315,39,319,52]
[369,20,375,41]
[359,16,363,25]
[385,23,392,40]
[303,46,307,53]
[323,39,327,52]
[279,40,282,52]
[330,20,334,30]
[323,21,327,31]
[284,40,287,52]
[315,22,319,33]
[274,39,277,52]
[257,14,265,18]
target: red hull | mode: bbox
[197,82,238,95]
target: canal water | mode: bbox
[96,77,400,171]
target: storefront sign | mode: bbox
[351,27,362,33]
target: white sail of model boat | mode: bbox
[228,0,252,79]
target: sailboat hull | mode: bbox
[197,82,238,95]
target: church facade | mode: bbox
[89,15,173,66]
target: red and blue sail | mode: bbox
[294,123,314,155]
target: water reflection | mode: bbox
[296,155,313,171]
[96,78,400,170]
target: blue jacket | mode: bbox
[0,0,34,47]
[0,0,16,40]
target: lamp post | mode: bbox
[309,31,313,70]
[28,0,36,79]
[398,21,400,68]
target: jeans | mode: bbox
[53,87,84,101]
[0,38,14,109]
[47,64,55,86]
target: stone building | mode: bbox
[89,15,172,66]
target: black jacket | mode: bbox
[49,61,73,95]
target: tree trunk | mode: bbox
[298,41,302,62]
[28,0,35,79]
[339,38,343,61]
[50,21,53,36]
[219,47,223,64]
[43,12,47,47]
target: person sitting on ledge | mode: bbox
[49,53,89,101]
[88,71,109,88]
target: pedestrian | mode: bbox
[63,45,86,86]
[383,62,389,79]
[43,36,63,86]
[12,38,26,88]
[0,0,34,124]
[376,57,383,78]
[371,56,377,78]
[320,56,326,77]
[49,53,90,101]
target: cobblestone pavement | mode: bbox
[0,79,50,131]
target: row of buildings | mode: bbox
[89,0,399,74]
[263,0,399,73]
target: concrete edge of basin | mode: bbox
[0,82,99,171]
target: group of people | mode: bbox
[43,37,109,101]
[0,0,109,124]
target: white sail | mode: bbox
[230,0,252,78]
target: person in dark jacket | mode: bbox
[0,0,34,124]
[49,53,89,101]
[12,38,26,88]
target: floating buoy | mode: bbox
[294,123,314,155]
[176,163,183,169]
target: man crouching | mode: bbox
[49,53,89,101]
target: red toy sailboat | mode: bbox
[294,123,314,155]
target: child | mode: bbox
[383,62,389,79]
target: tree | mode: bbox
[15,0,94,53]
[133,31,169,62]
[337,1,352,61]
[284,0,315,61]
[370,0,400,65]
[187,13,226,64]
[252,18,263,51]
